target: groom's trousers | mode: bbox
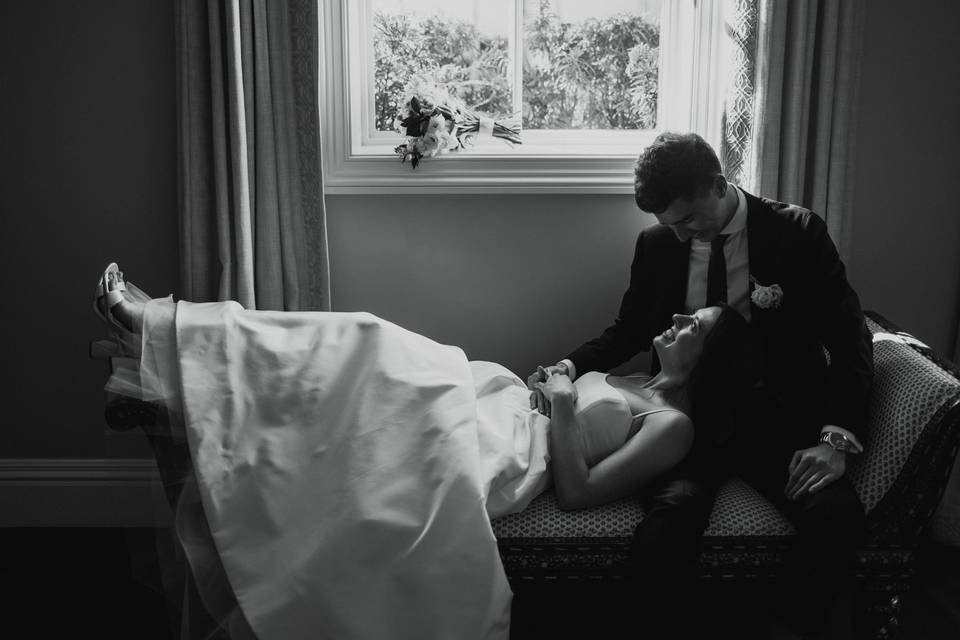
[629,391,866,637]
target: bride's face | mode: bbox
[653,307,723,378]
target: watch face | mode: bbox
[824,432,852,451]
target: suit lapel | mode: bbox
[745,191,781,326]
[746,192,772,281]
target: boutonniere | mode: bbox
[750,275,784,309]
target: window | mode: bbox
[320,0,743,193]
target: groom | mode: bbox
[530,132,873,638]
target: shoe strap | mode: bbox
[104,289,125,308]
[112,273,127,292]
[96,274,127,298]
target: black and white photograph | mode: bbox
[2,0,959,638]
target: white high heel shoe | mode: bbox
[91,262,140,359]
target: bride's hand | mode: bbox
[532,370,577,418]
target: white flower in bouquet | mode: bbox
[427,114,446,133]
[439,130,458,151]
[422,135,441,157]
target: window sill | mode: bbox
[323,154,639,194]
[323,139,652,194]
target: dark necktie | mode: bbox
[705,234,729,306]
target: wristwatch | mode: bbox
[820,431,858,454]
[554,362,570,377]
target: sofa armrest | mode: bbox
[851,312,960,544]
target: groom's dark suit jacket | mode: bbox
[566,190,874,447]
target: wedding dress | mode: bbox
[106,298,666,640]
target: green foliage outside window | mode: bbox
[373,2,659,133]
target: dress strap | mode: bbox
[631,408,683,420]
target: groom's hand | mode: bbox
[784,444,846,501]
[526,363,568,390]
[528,364,569,416]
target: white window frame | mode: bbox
[319,0,731,194]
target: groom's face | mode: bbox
[654,182,727,242]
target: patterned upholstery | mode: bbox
[705,477,794,537]
[492,477,795,541]
[850,318,960,516]
[493,491,642,540]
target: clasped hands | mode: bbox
[527,365,576,418]
[784,442,846,501]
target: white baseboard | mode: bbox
[0,458,172,527]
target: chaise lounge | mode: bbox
[102,310,960,639]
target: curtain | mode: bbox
[176,0,330,311]
[747,0,866,262]
[720,0,760,187]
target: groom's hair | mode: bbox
[633,132,723,214]
[689,304,762,442]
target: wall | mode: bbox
[848,0,960,354]
[0,0,958,463]
[0,0,179,458]
[325,193,653,378]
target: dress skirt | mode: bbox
[108,298,552,640]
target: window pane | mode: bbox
[372,0,514,132]
[523,0,661,130]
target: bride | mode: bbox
[93,262,759,640]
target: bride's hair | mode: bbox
[688,304,762,445]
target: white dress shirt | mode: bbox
[684,184,751,321]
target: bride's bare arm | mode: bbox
[544,390,594,510]
[538,374,693,510]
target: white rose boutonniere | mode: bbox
[750,276,784,309]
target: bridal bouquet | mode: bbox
[393,85,521,169]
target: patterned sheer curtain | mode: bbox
[720,0,759,188]
[720,0,866,263]
[176,0,330,311]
